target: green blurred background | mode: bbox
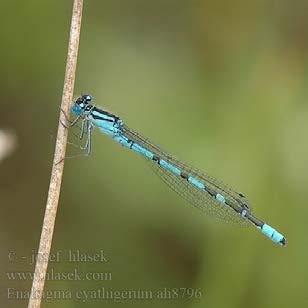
[1,0,308,307]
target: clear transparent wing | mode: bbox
[148,160,250,226]
[123,125,251,226]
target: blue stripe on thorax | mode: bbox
[91,109,118,122]
[90,116,119,137]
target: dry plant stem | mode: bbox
[28,1,84,307]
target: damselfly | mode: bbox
[67,94,287,246]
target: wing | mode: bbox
[122,125,251,226]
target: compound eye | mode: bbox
[85,95,92,102]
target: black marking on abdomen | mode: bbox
[153,155,160,164]
[180,172,189,180]
[225,200,242,214]
[246,213,263,227]
[127,139,134,149]
[205,188,216,197]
